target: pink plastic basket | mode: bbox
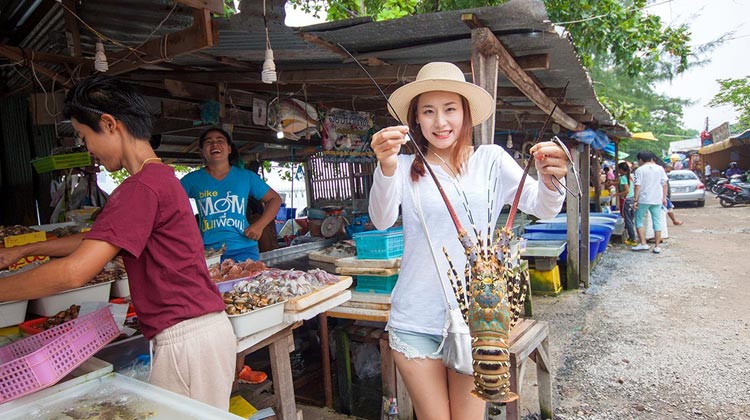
[0,306,119,403]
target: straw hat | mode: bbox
[388,62,495,126]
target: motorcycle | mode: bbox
[713,174,744,195]
[718,182,750,207]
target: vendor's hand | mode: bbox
[0,247,24,270]
[371,125,409,176]
[244,223,264,241]
[531,141,570,190]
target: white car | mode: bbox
[668,170,705,207]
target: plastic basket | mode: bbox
[0,306,119,403]
[355,274,398,294]
[30,153,92,174]
[353,229,404,260]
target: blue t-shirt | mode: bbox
[181,166,270,252]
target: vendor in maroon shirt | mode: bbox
[0,76,236,410]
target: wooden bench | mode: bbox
[380,318,553,420]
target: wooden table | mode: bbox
[235,289,351,420]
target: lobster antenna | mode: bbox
[336,43,468,235]
[504,81,569,230]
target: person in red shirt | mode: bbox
[0,76,236,410]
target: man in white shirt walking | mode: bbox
[632,151,668,253]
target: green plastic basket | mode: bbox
[31,153,92,174]
[352,229,403,259]
[354,274,398,294]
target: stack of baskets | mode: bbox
[352,228,403,294]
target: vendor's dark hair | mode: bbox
[199,127,240,166]
[63,75,153,139]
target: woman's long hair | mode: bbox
[408,93,474,182]
[617,161,632,186]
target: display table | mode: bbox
[235,288,351,420]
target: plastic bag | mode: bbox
[351,342,381,379]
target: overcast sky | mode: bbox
[651,0,749,133]
[286,1,749,134]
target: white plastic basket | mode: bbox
[110,277,130,298]
[28,281,113,317]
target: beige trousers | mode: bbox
[149,311,236,410]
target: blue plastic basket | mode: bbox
[355,274,398,294]
[352,228,404,259]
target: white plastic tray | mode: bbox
[0,372,243,419]
[28,281,113,317]
[0,300,27,328]
[110,277,130,298]
[228,301,285,339]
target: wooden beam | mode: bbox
[164,79,218,101]
[174,0,224,15]
[496,86,565,98]
[461,13,485,30]
[100,8,217,76]
[161,98,259,127]
[298,32,349,58]
[471,28,498,146]
[62,0,81,57]
[192,52,252,69]
[497,113,593,123]
[499,104,585,114]
[0,46,85,65]
[0,46,72,87]
[473,27,584,131]
[515,54,550,71]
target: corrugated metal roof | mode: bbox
[1,0,628,162]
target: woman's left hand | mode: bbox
[531,141,569,189]
[244,223,264,241]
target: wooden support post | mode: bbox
[319,313,333,408]
[536,337,553,420]
[581,144,591,287]
[268,331,298,420]
[566,144,581,289]
[472,28,584,132]
[470,30,499,146]
[592,151,602,213]
[334,328,353,414]
[62,0,81,57]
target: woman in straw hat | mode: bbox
[369,62,569,418]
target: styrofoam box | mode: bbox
[28,280,113,317]
[228,301,285,339]
[0,300,28,328]
[110,277,130,298]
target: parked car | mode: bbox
[668,169,705,206]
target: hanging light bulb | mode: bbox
[262,48,276,84]
[276,121,284,139]
[94,40,108,72]
[506,133,513,149]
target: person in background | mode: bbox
[632,151,668,254]
[704,163,712,181]
[726,161,743,177]
[181,127,282,263]
[663,165,684,226]
[616,162,637,245]
[368,62,569,419]
[0,76,236,409]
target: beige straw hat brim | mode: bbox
[387,62,495,127]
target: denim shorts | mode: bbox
[388,328,443,360]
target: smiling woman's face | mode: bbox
[202,130,231,164]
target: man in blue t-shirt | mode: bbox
[181,128,282,262]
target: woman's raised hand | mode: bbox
[371,125,409,176]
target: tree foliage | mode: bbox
[709,76,750,133]
[288,0,692,78]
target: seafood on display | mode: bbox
[209,258,267,283]
[222,268,341,316]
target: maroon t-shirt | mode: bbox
[86,163,225,340]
